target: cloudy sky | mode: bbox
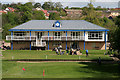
[0,0,120,3]
[0,0,120,8]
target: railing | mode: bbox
[31,42,46,47]
[42,36,85,41]
[6,35,85,41]
[6,36,37,40]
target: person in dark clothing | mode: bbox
[86,50,88,57]
[74,51,77,55]
[70,49,72,55]
[97,57,101,65]
[66,47,69,55]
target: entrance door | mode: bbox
[37,32,43,39]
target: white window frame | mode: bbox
[14,32,27,36]
[88,32,102,40]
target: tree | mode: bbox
[64,6,69,9]
[20,5,32,13]
[42,2,54,10]
[82,7,88,15]
[87,3,94,9]
[21,11,32,23]
[2,4,10,9]
[32,11,45,20]
[49,13,61,20]
[6,12,17,25]
[2,24,13,39]
[109,15,120,52]
[24,2,33,10]
[54,2,62,9]
[10,3,17,8]
[59,9,67,16]
[115,16,120,27]
[110,27,120,52]
[34,3,41,8]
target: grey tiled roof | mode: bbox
[11,20,107,30]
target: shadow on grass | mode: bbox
[2,78,120,80]
[77,62,120,79]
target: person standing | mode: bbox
[55,48,59,55]
[98,57,101,65]
[66,47,69,55]
[86,49,88,57]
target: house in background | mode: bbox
[35,7,49,19]
[48,10,58,13]
[64,9,82,18]
[0,10,7,15]
[6,20,109,50]
[5,7,15,12]
[102,10,120,18]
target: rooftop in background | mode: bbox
[5,7,15,12]
[48,10,58,13]
[64,9,82,12]
[10,20,108,31]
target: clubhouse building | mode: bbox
[6,20,109,50]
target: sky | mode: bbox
[0,0,120,8]
[0,0,120,3]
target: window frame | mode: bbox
[88,32,102,40]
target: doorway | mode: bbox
[37,32,43,39]
[70,42,79,49]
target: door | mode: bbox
[37,32,43,39]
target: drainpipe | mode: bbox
[11,31,13,50]
[84,31,85,50]
[66,31,67,50]
[30,31,31,50]
[105,31,107,50]
[48,31,49,50]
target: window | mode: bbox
[88,32,102,39]
[53,32,62,37]
[14,32,26,36]
[71,32,80,39]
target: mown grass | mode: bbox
[2,61,120,78]
[2,50,112,60]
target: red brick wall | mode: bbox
[12,41,30,50]
[46,41,106,50]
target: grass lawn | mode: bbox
[2,50,112,60]
[2,61,120,78]
[2,50,119,79]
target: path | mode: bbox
[17,60,116,63]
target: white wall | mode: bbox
[85,31,106,41]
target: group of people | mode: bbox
[1,41,10,50]
[53,44,89,56]
[53,45,89,56]
[53,45,64,55]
